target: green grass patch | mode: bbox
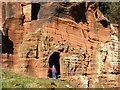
[2,69,71,88]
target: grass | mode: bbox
[2,69,72,88]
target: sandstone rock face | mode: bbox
[1,2,119,88]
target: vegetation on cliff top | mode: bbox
[99,2,120,27]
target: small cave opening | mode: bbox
[100,19,109,28]
[2,33,14,54]
[48,52,60,78]
[69,2,87,23]
[31,3,40,20]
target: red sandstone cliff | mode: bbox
[1,2,119,88]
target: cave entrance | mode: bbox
[31,3,40,20]
[48,52,60,78]
[69,2,87,23]
[100,19,109,28]
[2,32,14,54]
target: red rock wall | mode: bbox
[1,2,119,88]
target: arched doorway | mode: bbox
[48,52,60,78]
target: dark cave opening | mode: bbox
[69,2,87,23]
[100,19,109,28]
[31,3,40,20]
[2,35,14,54]
[48,52,60,78]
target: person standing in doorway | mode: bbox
[49,65,57,79]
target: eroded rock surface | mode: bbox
[1,2,119,88]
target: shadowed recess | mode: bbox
[100,19,109,28]
[69,2,87,23]
[31,3,40,20]
[2,36,14,54]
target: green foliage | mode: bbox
[99,2,120,26]
[2,69,71,88]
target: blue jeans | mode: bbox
[52,69,56,79]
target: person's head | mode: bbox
[52,65,55,68]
